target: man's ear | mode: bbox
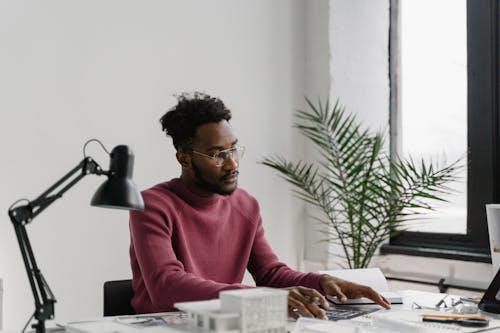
[176,150,191,168]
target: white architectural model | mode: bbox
[174,288,288,333]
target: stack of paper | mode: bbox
[66,313,189,333]
[293,317,371,333]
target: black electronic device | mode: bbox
[479,268,500,314]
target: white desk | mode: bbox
[293,290,500,333]
[20,290,500,333]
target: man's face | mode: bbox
[185,120,240,196]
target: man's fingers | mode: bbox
[288,308,299,320]
[349,285,391,309]
[364,288,391,309]
[288,287,328,320]
[320,275,391,309]
[295,286,330,308]
[326,282,348,303]
[287,302,327,320]
[288,297,314,318]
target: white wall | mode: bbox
[301,0,391,271]
[329,0,390,132]
[301,0,332,267]
[0,0,311,329]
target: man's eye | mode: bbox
[216,152,228,159]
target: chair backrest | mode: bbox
[103,279,135,316]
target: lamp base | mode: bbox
[26,325,65,333]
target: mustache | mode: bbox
[221,170,239,180]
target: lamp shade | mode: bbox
[91,145,144,210]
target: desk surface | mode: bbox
[5,290,500,333]
[298,290,500,333]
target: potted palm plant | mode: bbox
[261,98,461,269]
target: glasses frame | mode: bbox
[191,145,245,167]
[411,294,478,315]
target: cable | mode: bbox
[21,311,35,333]
[82,139,110,157]
[385,276,486,293]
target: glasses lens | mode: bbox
[236,146,245,159]
[214,146,245,166]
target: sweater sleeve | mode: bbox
[246,214,323,291]
[129,191,249,312]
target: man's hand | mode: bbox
[286,276,391,320]
[319,274,391,310]
[286,286,329,320]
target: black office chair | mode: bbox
[103,279,135,316]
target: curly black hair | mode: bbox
[160,92,232,151]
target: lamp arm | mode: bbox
[11,222,55,331]
[29,157,105,221]
[8,157,105,333]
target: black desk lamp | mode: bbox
[8,140,144,333]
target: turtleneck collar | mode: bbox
[166,178,223,208]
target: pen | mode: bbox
[422,317,489,328]
[422,314,487,321]
[460,296,481,304]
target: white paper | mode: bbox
[319,268,402,304]
[319,268,389,292]
[67,313,189,333]
[371,310,497,333]
[293,317,370,333]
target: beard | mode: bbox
[192,160,238,196]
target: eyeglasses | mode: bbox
[192,145,245,167]
[411,294,479,315]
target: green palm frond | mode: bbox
[260,98,462,268]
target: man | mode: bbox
[129,92,390,319]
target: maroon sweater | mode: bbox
[129,178,323,313]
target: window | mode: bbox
[399,0,467,234]
[382,0,499,262]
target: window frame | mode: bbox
[382,0,499,262]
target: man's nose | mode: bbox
[222,154,238,170]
